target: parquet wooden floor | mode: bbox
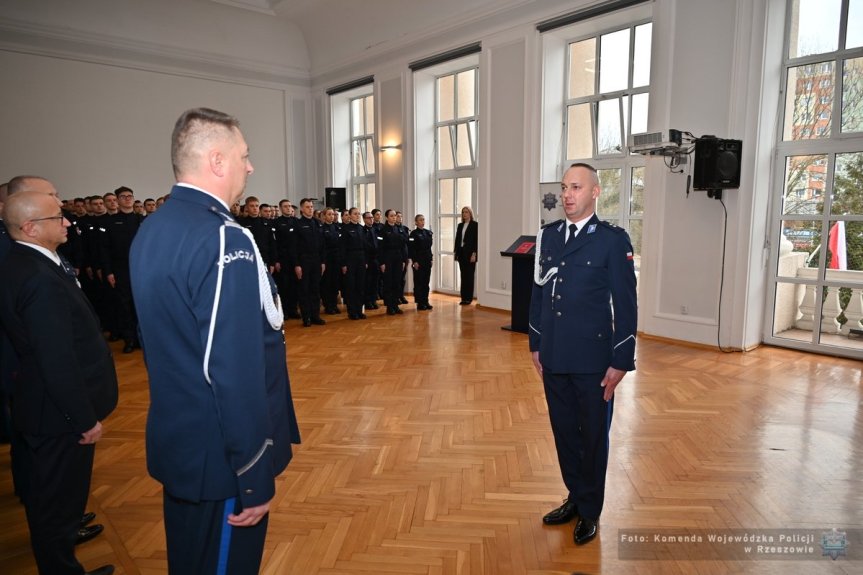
[1,294,862,574]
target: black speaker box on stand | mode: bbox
[693,137,742,199]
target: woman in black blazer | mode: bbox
[453,206,478,305]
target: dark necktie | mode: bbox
[58,254,79,284]
[566,223,578,245]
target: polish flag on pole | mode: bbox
[828,221,847,270]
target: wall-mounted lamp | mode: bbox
[380,144,402,152]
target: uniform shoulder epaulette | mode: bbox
[599,220,627,233]
[541,219,563,229]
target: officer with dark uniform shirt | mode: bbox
[100,186,143,353]
[238,196,277,273]
[528,162,637,546]
[379,209,409,315]
[371,209,385,302]
[408,214,434,311]
[320,208,341,314]
[291,198,326,326]
[274,199,301,319]
[361,212,380,310]
[395,211,410,304]
[339,207,368,320]
[78,196,110,333]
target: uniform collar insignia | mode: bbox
[587,224,597,234]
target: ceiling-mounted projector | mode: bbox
[628,129,683,155]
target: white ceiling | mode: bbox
[210,0,544,75]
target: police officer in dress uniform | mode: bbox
[379,209,408,315]
[528,162,637,546]
[78,196,110,334]
[320,208,341,314]
[100,187,143,353]
[238,196,277,274]
[361,212,380,310]
[395,212,410,305]
[291,198,327,327]
[130,108,300,574]
[339,207,368,320]
[408,215,434,311]
[274,200,301,319]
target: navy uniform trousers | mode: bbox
[542,371,613,520]
[163,494,267,575]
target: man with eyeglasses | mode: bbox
[0,187,118,575]
[100,186,143,353]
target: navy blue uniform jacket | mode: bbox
[528,215,637,374]
[130,185,300,508]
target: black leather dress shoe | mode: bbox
[80,512,96,527]
[302,319,312,327]
[574,517,598,545]
[358,313,367,319]
[76,524,104,545]
[459,301,471,305]
[542,499,579,525]
[398,296,409,304]
[122,343,135,354]
[386,308,397,315]
[84,565,115,575]
[310,317,326,325]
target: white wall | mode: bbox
[0,50,290,203]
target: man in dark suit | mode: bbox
[528,163,637,546]
[454,207,478,305]
[0,188,118,575]
[130,107,301,574]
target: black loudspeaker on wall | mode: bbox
[325,187,347,211]
[692,137,742,190]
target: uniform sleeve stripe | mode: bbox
[613,334,635,350]
[529,322,541,335]
[237,439,274,476]
[203,224,227,386]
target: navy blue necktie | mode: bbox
[566,223,578,245]
[58,254,78,284]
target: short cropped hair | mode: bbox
[171,107,240,179]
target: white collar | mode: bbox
[17,241,61,266]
